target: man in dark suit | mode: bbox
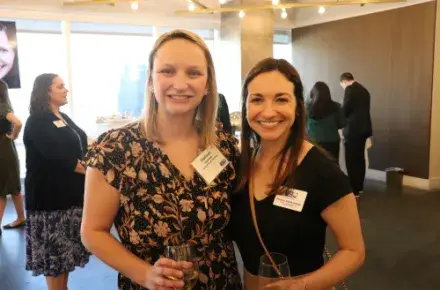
[340,72,373,197]
[217,93,232,134]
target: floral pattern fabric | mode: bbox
[85,122,241,290]
[25,207,90,276]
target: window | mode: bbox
[273,43,292,64]
[70,30,155,138]
[7,30,66,177]
[273,30,292,63]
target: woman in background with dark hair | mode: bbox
[23,73,89,290]
[0,79,25,236]
[306,81,345,160]
[230,59,364,289]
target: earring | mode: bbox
[204,89,208,96]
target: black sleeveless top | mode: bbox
[229,147,352,276]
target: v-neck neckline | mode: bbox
[150,140,200,184]
[251,146,317,203]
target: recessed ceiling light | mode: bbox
[130,1,138,10]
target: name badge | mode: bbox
[53,120,66,128]
[191,146,229,185]
[273,188,308,212]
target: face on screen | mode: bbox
[0,29,15,80]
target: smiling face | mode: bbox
[151,38,208,118]
[0,29,15,80]
[246,70,297,143]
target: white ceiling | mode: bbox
[290,0,433,28]
[0,0,222,29]
[0,0,224,12]
[0,0,433,30]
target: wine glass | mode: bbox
[164,244,199,290]
[257,252,291,289]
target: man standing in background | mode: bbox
[217,93,232,134]
[340,72,373,197]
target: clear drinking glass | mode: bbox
[257,252,291,289]
[164,244,199,290]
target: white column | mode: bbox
[61,21,74,116]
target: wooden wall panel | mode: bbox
[291,2,436,178]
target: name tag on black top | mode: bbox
[273,187,308,212]
[53,120,66,128]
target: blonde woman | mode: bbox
[82,30,241,290]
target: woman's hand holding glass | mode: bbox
[144,257,188,290]
[265,278,307,290]
[164,245,198,290]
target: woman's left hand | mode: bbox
[265,278,307,290]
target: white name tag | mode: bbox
[53,120,66,128]
[273,188,308,212]
[191,146,229,185]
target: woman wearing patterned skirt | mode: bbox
[23,74,90,290]
[0,79,25,236]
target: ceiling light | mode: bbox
[272,0,280,5]
[238,10,245,18]
[281,8,287,19]
[318,6,325,14]
[130,1,138,10]
[188,2,196,11]
[219,0,227,4]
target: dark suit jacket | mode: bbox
[342,82,373,139]
[23,112,88,211]
[217,93,232,134]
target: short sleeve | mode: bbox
[218,131,240,170]
[0,85,12,117]
[315,152,352,212]
[217,131,241,190]
[85,129,128,193]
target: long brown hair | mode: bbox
[238,58,306,194]
[29,73,58,115]
[308,81,337,119]
[142,29,218,148]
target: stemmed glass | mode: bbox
[257,252,291,289]
[164,244,199,290]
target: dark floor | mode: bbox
[1,180,439,290]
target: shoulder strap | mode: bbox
[249,178,285,279]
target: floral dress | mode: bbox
[85,122,241,290]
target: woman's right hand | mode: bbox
[6,133,17,140]
[143,258,186,290]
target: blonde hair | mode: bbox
[143,29,218,148]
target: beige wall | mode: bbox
[292,2,436,179]
[291,0,433,28]
[218,0,274,112]
[429,0,440,186]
